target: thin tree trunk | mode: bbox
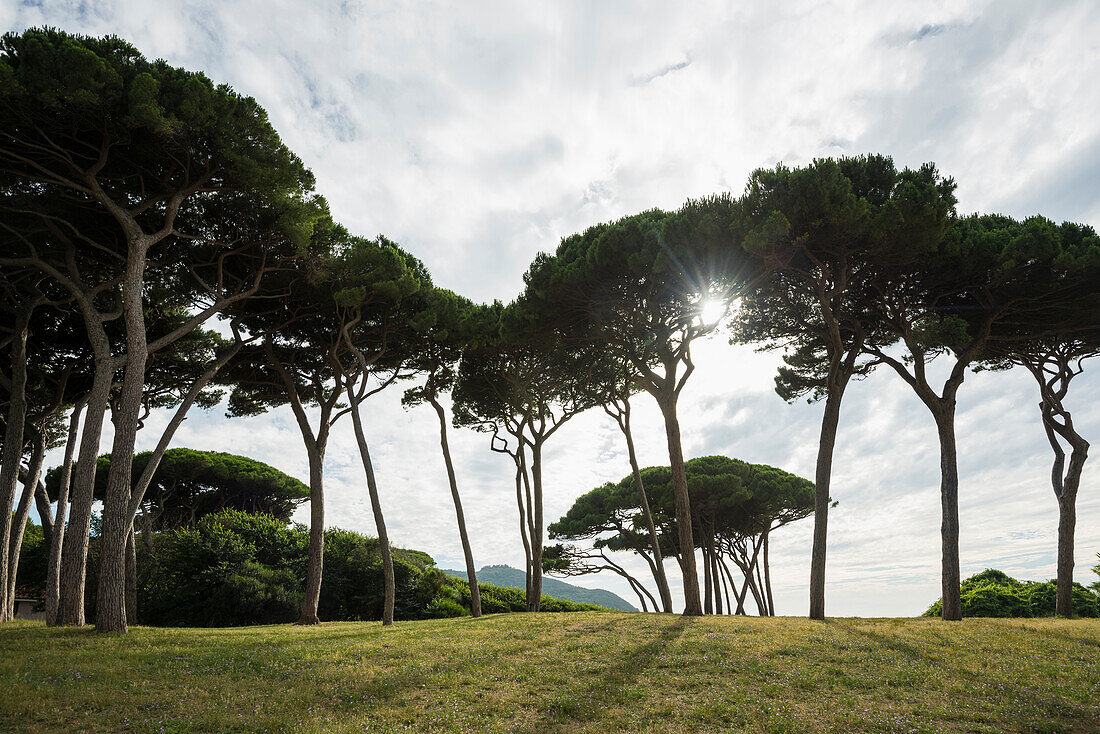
[0,310,30,621]
[513,460,533,605]
[6,435,43,616]
[702,541,713,615]
[34,482,53,549]
[298,441,326,625]
[710,533,723,615]
[763,526,774,617]
[810,382,844,620]
[528,441,545,612]
[58,367,112,628]
[1035,388,1090,618]
[430,398,480,617]
[630,578,649,613]
[656,394,702,616]
[125,523,136,626]
[46,402,82,625]
[349,394,394,626]
[617,402,673,612]
[719,554,733,615]
[734,536,763,615]
[934,405,962,621]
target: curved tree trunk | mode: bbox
[57,358,113,626]
[6,435,44,617]
[763,526,774,617]
[513,459,533,604]
[430,398,480,617]
[617,403,673,611]
[656,394,702,616]
[47,402,84,625]
[349,395,394,626]
[810,383,844,620]
[0,309,31,622]
[934,405,962,621]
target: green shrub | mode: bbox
[924,568,1100,618]
[426,595,468,618]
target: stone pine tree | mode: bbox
[523,199,748,615]
[980,219,1100,616]
[333,235,433,627]
[732,156,957,619]
[402,290,491,617]
[452,304,601,611]
[865,214,1067,620]
[0,28,318,632]
[586,356,674,612]
[224,219,346,626]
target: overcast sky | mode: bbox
[8,0,1100,616]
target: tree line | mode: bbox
[2,28,1098,633]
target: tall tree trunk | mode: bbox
[1035,388,1090,618]
[46,402,83,625]
[933,404,962,621]
[710,533,723,615]
[0,309,30,622]
[763,526,774,617]
[125,524,137,626]
[513,459,533,604]
[1055,493,1077,616]
[430,398,480,617]
[810,382,844,619]
[719,554,733,614]
[528,441,544,612]
[96,245,151,633]
[6,435,43,617]
[349,396,394,626]
[58,366,112,627]
[298,440,327,625]
[617,403,673,611]
[34,482,53,549]
[656,394,702,616]
[702,541,713,615]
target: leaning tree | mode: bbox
[979,218,1100,616]
[401,289,491,617]
[731,155,957,619]
[550,455,814,616]
[452,303,602,611]
[523,199,750,615]
[333,233,433,626]
[865,214,1069,620]
[0,28,319,632]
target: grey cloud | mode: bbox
[630,58,692,86]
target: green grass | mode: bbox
[2,613,1098,733]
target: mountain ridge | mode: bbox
[441,564,638,612]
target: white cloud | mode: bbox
[13,0,1100,616]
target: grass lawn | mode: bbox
[2,613,1098,733]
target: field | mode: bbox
[2,613,1098,733]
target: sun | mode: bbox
[699,297,727,326]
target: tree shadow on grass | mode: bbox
[823,619,1100,732]
[531,616,692,731]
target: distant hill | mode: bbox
[442,565,638,612]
